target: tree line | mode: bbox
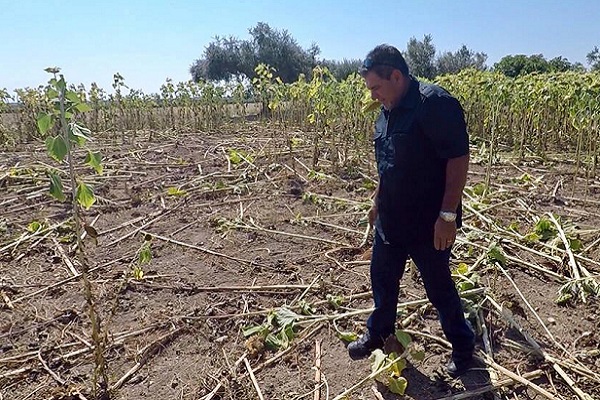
[190,23,600,84]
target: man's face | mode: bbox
[363,70,406,111]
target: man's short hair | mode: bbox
[359,44,410,79]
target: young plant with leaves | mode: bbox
[452,261,484,335]
[242,307,301,357]
[36,67,108,397]
[39,70,102,211]
[370,331,425,395]
[133,235,153,280]
[336,330,425,398]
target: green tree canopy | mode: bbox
[587,46,600,71]
[190,22,319,83]
[404,34,437,79]
[493,54,582,77]
[319,58,362,81]
[402,35,487,79]
[436,45,488,76]
[493,54,547,77]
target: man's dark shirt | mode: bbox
[374,76,469,245]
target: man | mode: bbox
[347,44,475,377]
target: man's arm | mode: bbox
[368,185,379,227]
[440,154,469,212]
[435,154,469,250]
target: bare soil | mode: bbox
[1,125,599,400]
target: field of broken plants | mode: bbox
[1,124,599,400]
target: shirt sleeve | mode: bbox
[421,94,469,159]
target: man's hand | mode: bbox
[434,217,456,250]
[368,203,378,227]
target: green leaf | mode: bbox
[581,278,600,296]
[48,172,66,201]
[46,88,59,100]
[227,148,242,165]
[523,232,541,242]
[281,323,296,342]
[337,331,358,343]
[298,300,315,315]
[369,349,387,372]
[265,325,295,350]
[75,102,92,112]
[568,238,583,252]
[265,332,284,350]
[132,265,144,280]
[76,181,95,210]
[395,330,412,349]
[242,325,263,338]
[45,136,67,162]
[166,187,187,197]
[308,170,327,181]
[274,307,300,328]
[56,76,66,91]
[27,221,43,233]
[555,292,572,306]
[65,91,81,104]
[507,221,520,232]
[388,353,407,376]
[515,173,532,184]
[387,376,408,395]
[242,324,270,338]
[242,324,269,338]
[472,182,486,196]
[37,113,53,134]
[70,123,92,144]
[326,294,345,309]
[410,349,425,361]
[487,243,507,267]
[84,151,103,174]
[534,217,557,241]
[138,242,152,264]
[454,262,469,275]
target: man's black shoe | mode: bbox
[347,331,384,360]
[446,356,475,377]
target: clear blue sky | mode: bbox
[1,0,598,95]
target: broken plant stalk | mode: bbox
[485,296,594,400]
[548,212,588,303]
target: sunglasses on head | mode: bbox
[361,57,401,71]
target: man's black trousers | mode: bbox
[366,231,475,358]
